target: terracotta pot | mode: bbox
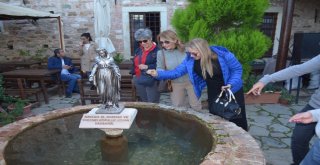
[278,98,290,105]
[244,92,281,104]
[22,104,32,116]
[7,103,32,116]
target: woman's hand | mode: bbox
[221,84,231,91]
[79,41,84,47]
[246,82,266,96]
[146,69,158,77]
[138,64,148,70]
[289,111,313,124]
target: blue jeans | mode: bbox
[60,74,81,95]
[291,104,317,165]
[300,138,320,165]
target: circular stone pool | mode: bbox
[0,102,265,165]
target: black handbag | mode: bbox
[209,89,242,120]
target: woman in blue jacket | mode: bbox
[147,38,248,131]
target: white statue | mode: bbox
[89,48,123,113]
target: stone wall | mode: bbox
[0,0,97,60]
[269,0,320,56]
[0,0,187,61]
[0,0,319,61]
[292,0,320,33]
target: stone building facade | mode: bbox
[0,0,319,62]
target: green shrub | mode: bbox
[280,88,295,104]
[171,0,271,81]
[214,29,271,80]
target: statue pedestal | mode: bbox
[100,128,123,137]
[100,135,128,162]
[79,108,137,136]
[79,107,135,163]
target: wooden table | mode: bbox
[1,69,60,104]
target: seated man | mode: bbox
[48,48,81,98]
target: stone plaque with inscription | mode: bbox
[79,108,137,129]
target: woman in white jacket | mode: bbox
[79,33,97,78]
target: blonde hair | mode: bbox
[186,38,217,79]
[157,30,185,52]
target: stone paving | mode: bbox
[29,91,315,165]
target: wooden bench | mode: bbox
[120,72,137,102]
[4,78,43,104]
[77,79,99,105]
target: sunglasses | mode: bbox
[189,52,198,56]
[159,41,171,45]
[138,40,149,44]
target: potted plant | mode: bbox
[278,88,295,105]
[0,75,31,126]
[15,49,32,62]
[31,48,50,63]
[113,52,124,65]
[0,110,15,126]
[7,99,32,116]
[0,99,30,126]
[18,48,49,64]
[243,75,282,104]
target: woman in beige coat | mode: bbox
[79,33,98,78]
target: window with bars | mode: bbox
[260,12,278,57]
[129,12,160,56]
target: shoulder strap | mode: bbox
[161,49,167,70]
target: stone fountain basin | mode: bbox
[0,102,265,165]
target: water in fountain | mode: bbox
[4,108,213,165]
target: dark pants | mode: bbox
[133,77,160,103]
[291,104,316,165]
[231,87,248,131]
